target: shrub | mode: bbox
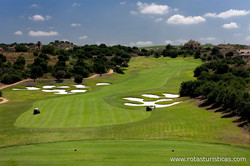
[74,75,83,84]
[0,90,2,97]
[1,74,21,84]
[114,67,124,74]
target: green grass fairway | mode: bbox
[0,57,249,165]
[0,140,249,166]
[14,57,202,128]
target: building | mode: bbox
[182,40,202,50]
[237,49,250,61]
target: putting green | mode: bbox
[0,140,249,166]
[14,57,202,128]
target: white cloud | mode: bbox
[29,15,52,21]
[164,40,173,44]
[233,33,242,37]
[120,1,126,5]
[175,39,188,44]
[130,10,138,15]
[78,35,88,40]
[204,9,250,19]
[14,31,23,36]
[155,18,163,22]
[200,37,216,41]
[245,36,250,41]
[130,41,153,46]
[173,8,179,12]
[137,1,169,15]
[72,2,80,7]
[222,22,239,29]
[71,23,82,27]
[30,4,38,8]
[28,30,59,37]
[167,14,206,24]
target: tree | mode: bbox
[1,74,21,84]
[30,66,43,82]
[225,51,233,58]
[13,55,25,70]
[55,70,66,81]
[41,45,55,55]
[15,45,28,52]
[74,75,83,84]
[194,65,209,77]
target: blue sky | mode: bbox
[1,0,250,46]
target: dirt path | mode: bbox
[88,69,114,79]
[0,97,9,104]
[0,79,32,90]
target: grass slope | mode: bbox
[0,140,249,166]
[14,57,201,128]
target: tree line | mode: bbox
[179,58,250,125]
[0,43,140,84]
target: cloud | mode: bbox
[130,41,153,46]
[137,1,169,15]
[164,40,173,44]
[120,1,126,5]
[72,2,80,7]
[14,31,23,36]
[78,35,88,40]
[167,14,206,24]
[130,10,138,15]
[175,39,188,44]
[29,15,52,21]
[71,23,82,27]
[246,36,250,41]
[204,9,250,19]
[233,33,242,37]
[222,22,239,29]
[30,4,38,8]
[155,18,163,22]
[200,37,216,41]
[28,30,59,37]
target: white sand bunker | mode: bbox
[163,93,179,98]
[74,85,87,88]
[43,85,56,89]
[57,86,70,88]
[96,83,111,86]
[26,87,40,90]
[142,94,160,98]
[70,90,87,93]
[12,88,25,90]
[123,93,181,108]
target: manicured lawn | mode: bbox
[0,57,249,165]
[0,140,249,166]
[14,57,201,128]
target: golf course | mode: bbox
[0,57,249,165]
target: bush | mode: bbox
[74,75,83,84]
[1,74,21,84]
[0,90,2,97]
[114,67,124,74]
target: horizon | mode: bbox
[1,0,250,46]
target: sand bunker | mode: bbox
[26,87,40,90]
[57,86,70,88]
[43,85,56,89]
[12,88,25,90]
[163,93,179,98]
[74,85,87,88]
[142,94,160,98]
[123,93,181,108]
[124,101,182,108]
[70,90,87,93]
[96,83,111,86]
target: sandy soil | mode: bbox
[88,69,114,79]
